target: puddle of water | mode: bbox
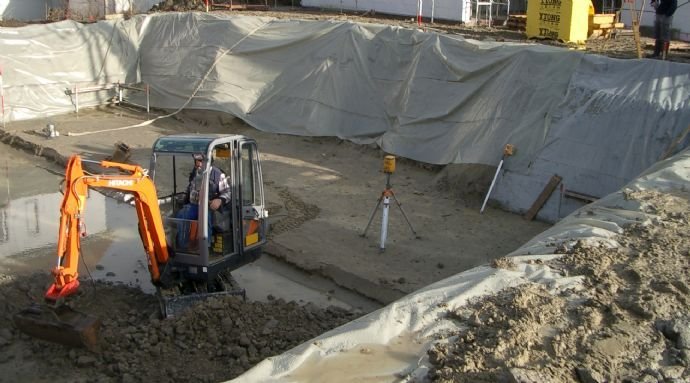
[286,332,428,383]
[0,147,380,312]
[234,256,381,312]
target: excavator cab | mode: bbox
[151,134,268,289]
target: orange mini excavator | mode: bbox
[13,134,268,350]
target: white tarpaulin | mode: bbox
[0,12,689,220]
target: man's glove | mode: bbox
[210,198,223,211]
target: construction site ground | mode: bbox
[0,106,548,382]
[1,7,689,383]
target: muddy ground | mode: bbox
[0,273,358,383]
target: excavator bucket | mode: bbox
[13,304,101,351]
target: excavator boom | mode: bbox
[45,155,171,301]
[14,155,172,350]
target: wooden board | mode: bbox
[524,175,562,221]
[592,14,616,24]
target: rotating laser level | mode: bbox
[361,155,419,252]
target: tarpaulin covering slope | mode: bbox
[1,12,688,219]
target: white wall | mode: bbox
[302,0,469,22]
[69,0,159,19]
[0,0,159,21]
[0,0,61,21]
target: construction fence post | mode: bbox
[432,0,436,23]
[417,0,424,26]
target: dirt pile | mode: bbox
[428,190,690,382]
[0,273,359,383]
[150,0,207,12]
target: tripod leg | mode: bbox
[361,195,383,237]
[390,192,419,238]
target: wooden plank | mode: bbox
[524,175,562,221]
[659,124,690,161]
[592,14,616,24]
[564,189,598,203]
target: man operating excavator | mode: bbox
[176,152,231,248]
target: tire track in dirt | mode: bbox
[266,184,320,238]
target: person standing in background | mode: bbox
[649,0,678,59]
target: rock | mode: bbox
[247,345,258,358]
[656,319,690,349]
[0,328,13,340]
[0,353,15,363]
[239,334,252,347]
[575,367,600,383]
[231,346,246,358]
[508,368,548,383]
[660,366,685,379]
[121,373,136,383]
[575,367,602,383]
[240,355,250,368]
[106,364,119,377]
[76,355,97,367]
[221,318,234,332]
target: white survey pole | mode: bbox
[431,0,436,23]
[480,144,515,214]
[480,159,504,214]
[380,195,390,252]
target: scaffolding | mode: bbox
[468,0,511,26]
[66,82,150,114]
[208,0,270,10]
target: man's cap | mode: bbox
[193,153,204,161]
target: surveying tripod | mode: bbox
[361,156,419,252]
